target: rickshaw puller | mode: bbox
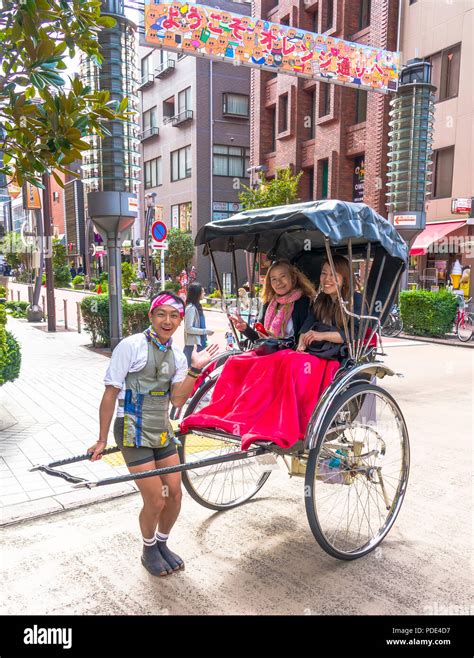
[87,292,218,577]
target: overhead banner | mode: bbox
[23,181,42,209]
[143,2,400,93]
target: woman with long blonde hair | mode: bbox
[230,259,316,342]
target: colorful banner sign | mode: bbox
[144,2,400,93]
[23,181,42,209]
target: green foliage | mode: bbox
[53,264,71,288]
[72,274,85,288]
[0,231,25,268]
[0,302,21,385]
[400,290,458,337]
[164,280,180,293]
[0,0,130,187]
[80,294,109,346]
[121,261,137,295]
[5,300,28,318]
[239,167,303,210]
[161,228,195,279]
[81,295,151,347]
[122,301,150,336]
[1,330,21,384]
[208,290,222,299]
[0,285,6,297]
[52,238,67,269]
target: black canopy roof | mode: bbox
[196,200,408,263]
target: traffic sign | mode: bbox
[152,239,168,250]
[151,220,167,243]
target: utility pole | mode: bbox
[42,172,56,332]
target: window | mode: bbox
[171,202,192,232]
[426,45,461,102]
[163,96,175,120]
[222,93,249,117]
[213,145,250,178]
[307,167,314,200]
[171,146,191,181]
[309,90,316,138]
[358,0,370,31]
[144,157,162,189]
[178,87,192,114]
[141,53,152,80]
[280,14,290,26]
[319,83,330,117]
[143,106,157,130]
[323,0,334,32]
[312,10,319,33]
[432,147,454,199]
[279,94,288,133]
[52,191,60,202]
[319,159,329,199]
[270,107,276,151]
[355,89,367,123]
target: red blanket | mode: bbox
[180,349,339,450]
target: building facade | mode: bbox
[251,0,399,215]
[400,0,473,295]
[138,0,251,288]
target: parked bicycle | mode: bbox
[454,297,473,342]
[381,304,403,338]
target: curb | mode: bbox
[1,483,138,527]
[396,333,474,348]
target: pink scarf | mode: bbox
[264,288,303,338]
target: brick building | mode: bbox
[251,0,399,215]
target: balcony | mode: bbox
[155,59,176,79]
[139,126,159,141]
[170,110,193,127]
[137,73,154,91]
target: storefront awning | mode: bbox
[410,221,466,256]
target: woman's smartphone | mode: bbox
[255,322,269,336]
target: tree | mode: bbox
[158,228,195,279]
[0,0,129,187]
[239,166,303,210]
[52,237,71,287]
[0,230,25,268]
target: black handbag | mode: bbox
[253,337,295,356]
[305,322,347,361]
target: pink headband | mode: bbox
[150,294,185,317]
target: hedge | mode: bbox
[0,303,22,385]
[399,289,458,337]
[5,300,29,318]
[81,295,151,347]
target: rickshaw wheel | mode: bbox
[305,383,409,560]
[178,376,271,511]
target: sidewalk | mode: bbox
[0,316,138,527]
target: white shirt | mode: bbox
[104,332,188,417]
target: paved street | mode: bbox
[1,308,472,615]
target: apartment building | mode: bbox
[138,0,252,288]
[401,0,473,293]
[251,0,398,215]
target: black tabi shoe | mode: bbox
[157,541,185,571]
[141,543,173,577]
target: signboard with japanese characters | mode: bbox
[144,2,400,93]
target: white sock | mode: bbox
[142,535,156,547]
[156,531,169,543]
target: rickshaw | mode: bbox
[34,200,410,561]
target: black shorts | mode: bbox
[113,417,177,467]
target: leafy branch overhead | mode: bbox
[0,0,131,186]
[239,167,303,210]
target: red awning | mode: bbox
[410,221,466,255]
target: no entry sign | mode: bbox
[151,220,167,243]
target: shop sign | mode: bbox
[213,201,227,211]
[352,156,364,203]
[213,211,228,221]
[23,181,42,209]
[451,198,471,214]
[144,2,400,93]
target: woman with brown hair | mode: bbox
[230,259,316,343]
[297,255,364,353]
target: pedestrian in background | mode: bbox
[184,282,214,366]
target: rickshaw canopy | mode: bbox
[196,200,408,264]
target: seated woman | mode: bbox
[229,259,315,344]
[180,258,362,451]
[297,255,364,357]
